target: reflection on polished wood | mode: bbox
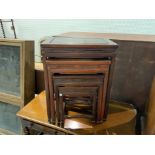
[17,91,137,135]
[145,77,155,134]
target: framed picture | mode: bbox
[0,39,35,107]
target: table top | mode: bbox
[17,91,136,134]
[41,32,118,49]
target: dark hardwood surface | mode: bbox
[41,35,118,49]
[111,40,155,112]
[41,33,118,124]
[53,74,103,123]
[45,60,111,123]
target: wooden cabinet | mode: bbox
[0,39,34,107]
[41,33,118,124]
[0,39,34,134]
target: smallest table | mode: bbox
[17,91,137,135]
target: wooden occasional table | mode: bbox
[41,33,118,123]
[17,91,137,135]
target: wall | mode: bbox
[1,19,155,62]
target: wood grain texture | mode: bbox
[111,40,155,111]
[17,91,137,135]
[24,41,35,105]
[46,60,110,123]
[41,34,118,124]
[17,91,90,134]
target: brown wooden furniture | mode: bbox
[144,77,155,134]
[16,91,137,135]
[41,34,118,123]
[53,74,103,123]
[35,63,45,94]
[0,39,35,107]
[58,86,98,123]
